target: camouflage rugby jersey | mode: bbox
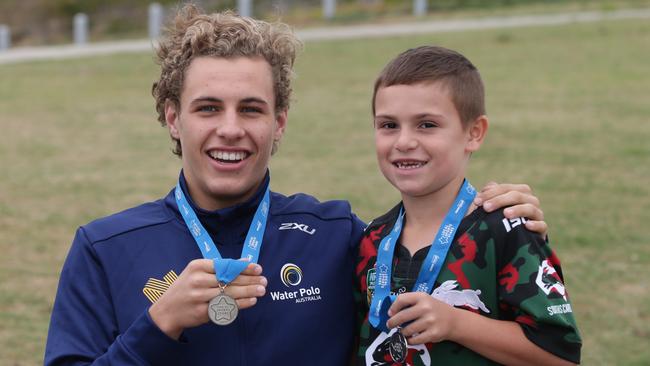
[355,203,581,365]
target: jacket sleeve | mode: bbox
[44,227,185,365]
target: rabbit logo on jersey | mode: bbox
[270,263,322,303]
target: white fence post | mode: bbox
[73,13,88,45]
[0,25,10,51]
[148,3,164,39]
[414,0,427,17]
[323,0,336,20]
[238,0,252,17]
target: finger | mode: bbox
[386,293,428,328]
[480,181,498,192]
[525,220,548,238]
[195,286,224,303]
[503,203,543,221]
[407,328,434,345]
[185,271,221,289]
[238,262,264,276]
[482,191,539,213]
[386,304,423,330]
[229,274,267,287]
[490,183,532,194]
[236,296,258,310]
[400,318,429,342]
[473,181,496,206]
[387,293,420,317]
[185,258,218,274]
[475,183,533,206]
[224,283,266,300]
[194,260,263,276]
[185,269,265,290]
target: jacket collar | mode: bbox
[168,170,271,246]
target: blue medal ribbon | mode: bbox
[369,179,477,333]
[174,182,270,285]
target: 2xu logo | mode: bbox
[279,222,316,235]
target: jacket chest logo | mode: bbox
[142,270,178,303]
[279,222,316,235]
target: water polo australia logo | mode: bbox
[280,263,303,287]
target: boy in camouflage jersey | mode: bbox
[355,46,581,365]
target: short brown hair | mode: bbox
[152,4,302,156]
[372,45,485,127]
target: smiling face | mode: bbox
[165,56,286,210]
[373,81,486,200]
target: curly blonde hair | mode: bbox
[152,4,302,156]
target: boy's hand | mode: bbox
[474,182,547,237]
[149,259,267,340]
[386,292,459,345]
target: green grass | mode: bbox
[1,16,650,366]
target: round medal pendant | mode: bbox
[208,293,238,326]
[389,329,408,364]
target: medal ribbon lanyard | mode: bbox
[369,179,476,333]
[174,183,270,285]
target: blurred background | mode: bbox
[1,0,649,46]
[1,0,649,365]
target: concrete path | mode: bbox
[1,8,649,65]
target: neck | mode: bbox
[189,188,255,212]
[400,176,466,254]
[184,175,266,212]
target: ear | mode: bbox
[165,99,180,139]
[465,115,488,153]
[274,109,288,141]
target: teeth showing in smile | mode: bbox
[208,150,248,163]
[394,161,426,169]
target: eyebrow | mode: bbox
[190,96,222,105]
[374,113,444,120]
[189,96,269,105]
[414,113,444,119]
[241,97,269,106]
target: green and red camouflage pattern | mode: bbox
[355,204,581,365]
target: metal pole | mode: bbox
[148,3,164,39]
[414,0,427,17]
[238,0,252,18]
[73,13,88,45]
[0,25,10,51]
[323,0,336,20]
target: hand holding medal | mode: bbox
[385,291,459,345]
[206,258,267,326]
[149,183,271,338]
[148,259,267,339]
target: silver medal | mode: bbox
[208,288,238,326]
[389,329,408,364]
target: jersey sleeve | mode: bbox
[44,227,186,365]
[494,216,582,364]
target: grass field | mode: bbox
[1,13,649,366]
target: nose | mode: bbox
[216,109,245,140]
[394,129,417,152]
